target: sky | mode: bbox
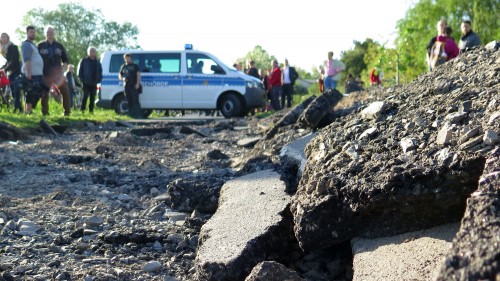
[3,0,413,72]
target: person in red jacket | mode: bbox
[370,68,383,85]
[268,59,282,111]
[443,26,459,60]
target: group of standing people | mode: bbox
[426,19,481,71]
[239,58,299,112]
[0,26,102,116]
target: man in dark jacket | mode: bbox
[78,46,102,113]
[458,20,481,53]
[246,60,260,79]
[281,58,298,109]
[38,26,71,116]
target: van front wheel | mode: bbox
[220,94,242,118]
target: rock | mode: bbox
[17,219,40,233]
[195,170,295,281]
[485,40,500,50]
[206,149,229,160]
[237,137,262,148]
[264,96,315,140]
[483,130,499,145]
[83,216,104,227]
[400,137,417,153]
[298,89,343,129]
[279,133,317,177]
[436,152,500,280]
[0,121,29,140]
[360,101,385,120]
[143,260,162,272]
[117,194,132,201]
[179,126,209,137]
[436,125,453,145]
[167,175,229,213]
[164,211,188,223]
[291,47,498,252]
[244,261,305,281]
[39,119,58,136]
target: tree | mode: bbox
[17,3,140,66]
[395,0,499,82]
[340,39,377,79]
[237,45,276,72]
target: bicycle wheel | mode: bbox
[74,87,83,109]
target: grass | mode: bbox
[0,97,129,128]
[0,91,320,128]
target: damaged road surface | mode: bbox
[0,44,499,281]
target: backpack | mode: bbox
[430,40,447,70]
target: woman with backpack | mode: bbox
[426,19,459,71]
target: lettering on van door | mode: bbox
[140,52,182,109]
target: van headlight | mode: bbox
[246,81,259,88]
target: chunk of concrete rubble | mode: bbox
[351,223,459,281]
[265,96,315,140]
[360,101,385,120]
[436,125,453,145]
[298,89,343,129]
[237,137,262,148]
[280,133,317,177]
[244,261,305,281]
[195,170,295,281]
[482,130,499,146]
[291,47,497,252]
[436,152,500,280]
[39,119,58,136]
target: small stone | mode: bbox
[400,138,417,153]
[404,122,416,130]
[117,194,132,201]
[445,112,467,124]
[360,101,385,120]
[483,130,499,145]
[153,241,163,251]
[83,216,104,227]
[150,187,160,196]
[143,260,162,272]
[437,126,453,145]
[359,128,377,139]
[488,112,500,124]
[460,100,472,113]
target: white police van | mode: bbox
[96,45,267,118]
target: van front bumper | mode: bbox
[244,87,267,108]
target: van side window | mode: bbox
[143,53,181,73]
[109,54,125,73]
[109,53,181,74]
[186,53,224,75]
[160,53,181,73]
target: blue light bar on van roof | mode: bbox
[185,44,193,50]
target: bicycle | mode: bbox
[72,86,83,110]
[0,70,12,112]
[0,85,13,112]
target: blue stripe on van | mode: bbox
[100,75,246,87]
